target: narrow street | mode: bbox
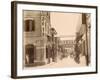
[34,56,86,68]
[24,11,91,69]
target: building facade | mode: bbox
[75,13,91,65]
[23,11,53,66]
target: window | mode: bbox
[24,20,35,32]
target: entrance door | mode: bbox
[25,44,35,64]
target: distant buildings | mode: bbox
[60,40,75,57]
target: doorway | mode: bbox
[25,44,35,64]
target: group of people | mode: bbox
[46,44,57,64]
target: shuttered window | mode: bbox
[25,20,35,32]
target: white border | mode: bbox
[17,3,96,76]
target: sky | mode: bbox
[50,12,82,40]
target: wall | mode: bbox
[0,0,99,80]
[24,11,41,36]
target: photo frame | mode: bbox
[11,1,98,78]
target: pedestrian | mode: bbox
[46,45,51,64]
[74,43,81,64]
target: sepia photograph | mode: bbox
[11,1,97,78]
[23,11,91,68]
